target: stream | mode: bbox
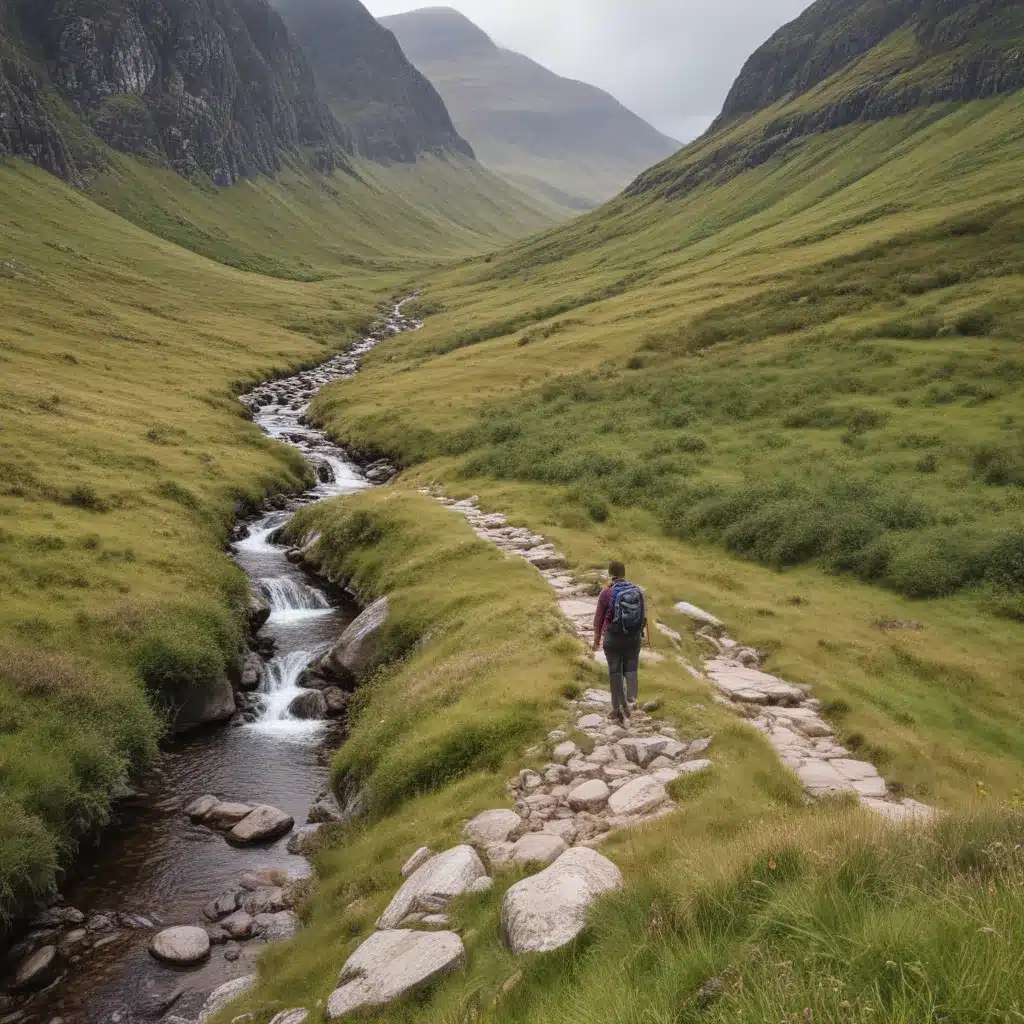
[8,301,420,1024]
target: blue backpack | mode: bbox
[609,581,645,636]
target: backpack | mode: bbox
[609,581,645,636]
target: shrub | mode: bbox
[65,484,107,511]
[971,443,1024,486]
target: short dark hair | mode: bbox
[608,560,626,579]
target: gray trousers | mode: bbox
[603,632,642,713]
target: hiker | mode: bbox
[593,560,648,724]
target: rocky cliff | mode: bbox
[0,0,348,185]
[631,0,1024,200]
[271,0,473,163]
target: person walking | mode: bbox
[593,560,647,725]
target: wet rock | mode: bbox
[501,848,623,954]
[140,982,183,1017]
[196,975,256,1023]
[316,461,335,484]
[204,803,255,828]
[221,911,254,940]
[206,925,229,946]
[288,690,328,720]
[241,887,289,916]
[323,687,349,717]
[223,942,241,963]
[462,810,524,849]
[239,652,264,693]
[86,914,114,932]
[247,593,271,633]
[377,846,486,929]
[401,848,433,878]
[287,824,323,856]
[326,930,465,1020]
[58,929,87,956]
[13,946,58,990]
[150,926,210,965]
[169,673,238,734]
[253,911,298,942]
[186,795,220,821]
[229,805,294,843]
[310,597,389,685]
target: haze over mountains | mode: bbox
[380,6,681,209]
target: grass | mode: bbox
[0,148,554,927]
[221,491,1024,1024]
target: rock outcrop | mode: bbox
[305,596,389,687]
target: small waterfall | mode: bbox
[260,577,332,620]
[250,648,329,733]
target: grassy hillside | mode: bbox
[308,90,1024,809]
[0,146,557,927]
[380,7,680,210]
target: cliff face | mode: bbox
[630,0,1024,200]
[270,0,473,163]
[0,0,348,185]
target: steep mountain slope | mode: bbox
[0,0,347,186]
[380,6,680,209]
[271,0,473,162]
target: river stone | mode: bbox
[13,945,57,990]
[376,846,486,929]
[287,824,323,856]
[313,597,389,685]
[170,673,237,735]
[253,910,298,941]
[326,930,465,1020]
[239,652,264,692]
[501,848,623,954]
[324,688,349,716]
[196,974,256,1022]
[462,810,523,849]
[242,886,289,916]
[204,802,254,828]
[568,779,611,812]
[221,911,253,940]
[230,805,294,843]
[511,833,567,867]
[203,890,242,921]
[150,927,210,965]
[401,847,433,878]
[607,776,669,818]
[185,795,219,821]
[269,1012,309,1024]
[248,592,271,632]
[288,690,328,720]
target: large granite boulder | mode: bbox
[229,806,294,843]
[376,846,486,929]
[309,597,390,686]
[169,674,237,735]
[149,926,210,965]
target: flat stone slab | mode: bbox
[327,930,465,1020]
[706,660,805,705]
[618,737,669,767]
[462,810,523,849]
[797,760,857,796]
[377,846,486,929]
[150,926,210,966]
[501,848,623,954]
[607,776,669,817]
[577,714,604,730]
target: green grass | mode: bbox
[0,148,553,927]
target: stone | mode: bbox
[648,756,674,770]
[288,690,328,720]
[253,911,298,942]
[542,819,580,844]
[501,848,623,954]
[223,942,241,962]
[607,776,669,818]
[797,760,856,796]
[566,759,601,780]
[196,975,256,1023]
[269,1012,309,1024]
[517,769,543,792]
[854,777,888,799]
[221,911,254,940]
[674,601,722,627]
[547,730,568,743]
[170,673,237,735]
[510,834,567,867]
[312,597,389,685]
[421,915,449,927]
[462,810,524,849]
[13,946,57,990]
[185,795,219,821]
[687,736,714,756]
[206,925,230,945]
[327,929,465,1020]
[401,847,434,878]
[242,887,290,916]
[485,843,515,870]
[586,745,615,765]
[149,927,211,966]
[204,802,255,828]
[544,764,571,785]
[239,652,264,692]
[577,714,604,730]
[678,759,714,774]
[230,805,294,843]
[468,876,494,894]
[324,688,349,717]
[203,890,242,921]
[552,741,578,764]
[659,739,688,759]
[618,737,669,767]
[287,824,323,856]
[58,929,87,955]
[568,780,611,812]
[248,592,271,632]
[377,846,486,929]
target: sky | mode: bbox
[362,0,812,143]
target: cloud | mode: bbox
[364,0,811,141]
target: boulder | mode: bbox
[377,846,486,929]
[674,601,722,627]
[230,805,294,843]
[327,930,465,1020]
[468,876,494,894]
[567,780,611,812]
[309,777,365,825]
[202,802,254,828]
[510,833,567,867]
[270,1012,309,1024]
[150,927,210,965]
[13,945,57,990]
[401,847,433,878]
[542,818,580,844]
[242,886,289,916]
[312,597,389,685]
[170,674,237,735]
[618,737,669,767]
[220,911,254,940]
[577,714,603,730]
[324,687,349,717]
[501,848,623,954]
[185,794,219,821]
[607,776,669,818]
[203,890,242,921]
[551,741,578,764]
[196,974,256,1023]
[287,824,323,856]
[239,652,264,692]
[253,910,299,941]
[288,690,328,721]
[248,593,271,633]
[462,810,523,849]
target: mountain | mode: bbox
[270,0,474,162]
[379,6,680,209]
[0,0,347,186]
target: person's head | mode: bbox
[608,560,626,581]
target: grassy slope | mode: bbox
[0,150,558,926]
[221,492,1024,1024]
[307,93,1024,812]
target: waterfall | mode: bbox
[260,577,333,621]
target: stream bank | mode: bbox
[1,301,420,1024]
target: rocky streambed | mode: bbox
[1,301,419,1024]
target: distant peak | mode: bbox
[379,6,496,61]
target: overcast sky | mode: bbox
[363,0,811,142]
